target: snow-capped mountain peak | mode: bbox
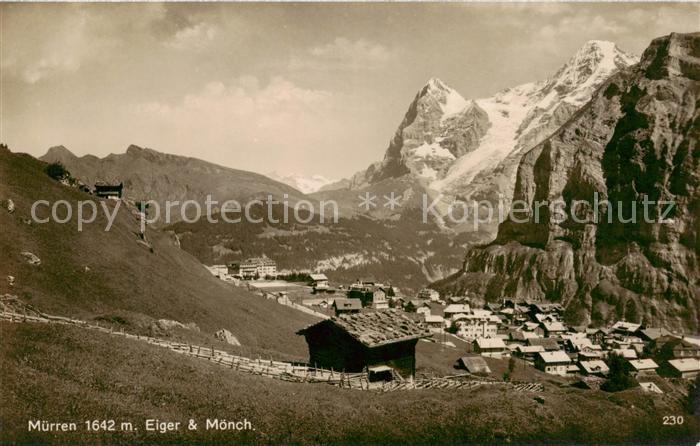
[431,40,639,193]
[420,77,469,122]
[348,40,639,234]
[267,172,338,194]
[544,40,639,105]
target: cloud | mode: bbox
[1,4,166,83]
[132,76,350,169]
[165,22,218,51]
[2,10,92,83]
[290,37,397,71]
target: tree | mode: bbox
[624,300,639,323]
[687,374,700,414]
[503,357,516,382]
[646,338,682,377]
[45,162,69,181]
[447,320,458,334]
[404,301,417,313]
[601,353,637,392]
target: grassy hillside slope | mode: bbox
[2,322,698,446]
[0,146,315,359]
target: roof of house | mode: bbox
[517,345,545,354]
[668,358,700,373]
[94,182,123,190]
[628,359,659,371]
[444,304,470,313]
[532,303,563,313]
[611,321,641,333]
[332,298,362,311]
[537,351,571,364]
[241,256,277,267]
[638,327,672,341]
[680,336,700,348]
[310,273,328,281]
[427,303,445,317]
[543,321,567,332]
[674,343,700,354]
[458,356,491,374]
[510,330,527,341]
[569,338,594,351]
[522,322,539,331]
[579,360,610,374]
[527,337,560,351]
[475,337,507,349]
[471,309,493,318]
[368,365,393,373]
[297,309,431,348]
[611,348,638,359]
[424,315,444,323]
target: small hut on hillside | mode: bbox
[296,309,431,378]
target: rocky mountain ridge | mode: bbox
[434,32,700,331]
[40,144,309,218]
[335,41,639,239]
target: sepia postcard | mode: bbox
[1,1,699,445]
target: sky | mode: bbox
[1,2,698,180]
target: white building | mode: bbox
[628,359,659,376]
[234,256,277,278]
[444,304,471,319]
[474,337,508,358]
[579,360,610,377]
[456,314,498,341]
[424,314,445,332]
[668,358,700,379]
[309,273,329,290]
[535,351,572,376]
[418,288,440,301]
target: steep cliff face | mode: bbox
[435,33,700,331]
[351,78,491,187]
[341,41,637,239]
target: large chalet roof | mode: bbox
[537,351,571,364]
[579,360,610,375]
[458,356,491,374]
[628,358,659,371]
[297,309,432,348]
[527,337,560,351]
[668,358,700,373]
[332,298,362,311]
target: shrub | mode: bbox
[601,353,637,392]
[45,162,69,181]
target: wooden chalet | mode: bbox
[296,309,431,378]
[94,182,123,199]
[332,298,362,315]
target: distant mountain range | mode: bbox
[40,144,308,211]
[434,32,699,331]
[267,171,340,194]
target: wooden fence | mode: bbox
[0,309,542,393]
